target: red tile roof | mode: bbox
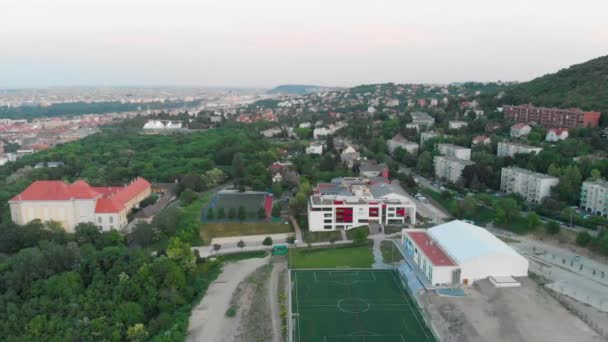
[548,128,568,135]
[407,231,456,266]
[11,178,151,214]
[95,197,124,213]
[512,123,529,129]
[11,180,101,201]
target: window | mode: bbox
[109,217,114,223]
[98,217,102,223]
[324,219,332,223]
[324,213,332,217]
[323,225,332,230]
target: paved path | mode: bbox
[371,234,391,269]
[187,257,268,342]
[289,215,303,243]
[269,259,287,342]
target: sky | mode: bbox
[1,0,607,88]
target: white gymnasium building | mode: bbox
[401,220,528,287]
[308,177,416,232]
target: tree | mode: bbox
[576,231,592,246]
[545,221,561,235]
[237,240,246,250]
[272,203,282,218]
[207,207,215,220]
[526,212,541,231]
[126,323,148,342]
[180,189,198,205]
[456,197,476,219]
[166,237,196,271]
[232,153,245,181]
[213,243,222,254]
[352,228,369,244]
[286,236,296,245]
[262,236,273,246]
[590,169,602,181]
[228,208,236,219]
[238,206,247,220]
[131,222,155,246]
[416,151,434,176]
[257,207,267,219]
[271,182,283,197]
[493,198,521,227]
[152,207,182,236]
[218,207,226,219]
[74,223,101,246]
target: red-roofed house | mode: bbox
[510,123,531,138]
[546,128,569,142]
[9,178,151,232]
[472,135,491,146]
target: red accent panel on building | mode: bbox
[369,207,379,217]
[264,194,273,219]
[396,208,406,217]
[335,207,353,223]
[407,231,455,266]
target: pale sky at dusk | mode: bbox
[1,0,607,88]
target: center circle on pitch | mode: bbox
[337,298,370,313]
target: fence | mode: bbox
[395,268,442,342]
[530,262,608,313]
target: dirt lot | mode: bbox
[187,257,268,342]
[422,278,604,342]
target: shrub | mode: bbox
[576,231,592,246]
[545,221,561,235]
[262,236,273,246]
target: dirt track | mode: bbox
[187,257,268,342]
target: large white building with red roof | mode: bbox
[402,221,528,287]
[9,178,151,232]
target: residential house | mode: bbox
[510,123,531,138]
[387,134,419,155]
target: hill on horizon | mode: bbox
[503,55,608,116]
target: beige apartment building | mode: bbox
[500,167,558,203]
[580,181,608,216]
[436,143,471,161]
[434,155,475,183]
[9,178,151,232]
[497,142,543,158]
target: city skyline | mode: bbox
[1,0,607,87]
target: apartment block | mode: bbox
[436,143,471,161]
[580,181,608,217]
[434,155,475,183]
[497,142,542,158]
[500,167,558,203]
[504,104,600,128]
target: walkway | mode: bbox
[371,234,391,269]
[289,215,303,244]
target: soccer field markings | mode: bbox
[323,331,406,342]
[293,270,434,342]
[390,271,434,342]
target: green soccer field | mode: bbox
[291,269,436,342]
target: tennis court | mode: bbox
[291,269,435,342]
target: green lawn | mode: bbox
[380,240,404,263]
[290,244,374,269]
[345,225,370,240]
[200,221,293,245]
[302,230,342,243]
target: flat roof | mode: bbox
[406,231,456,267]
